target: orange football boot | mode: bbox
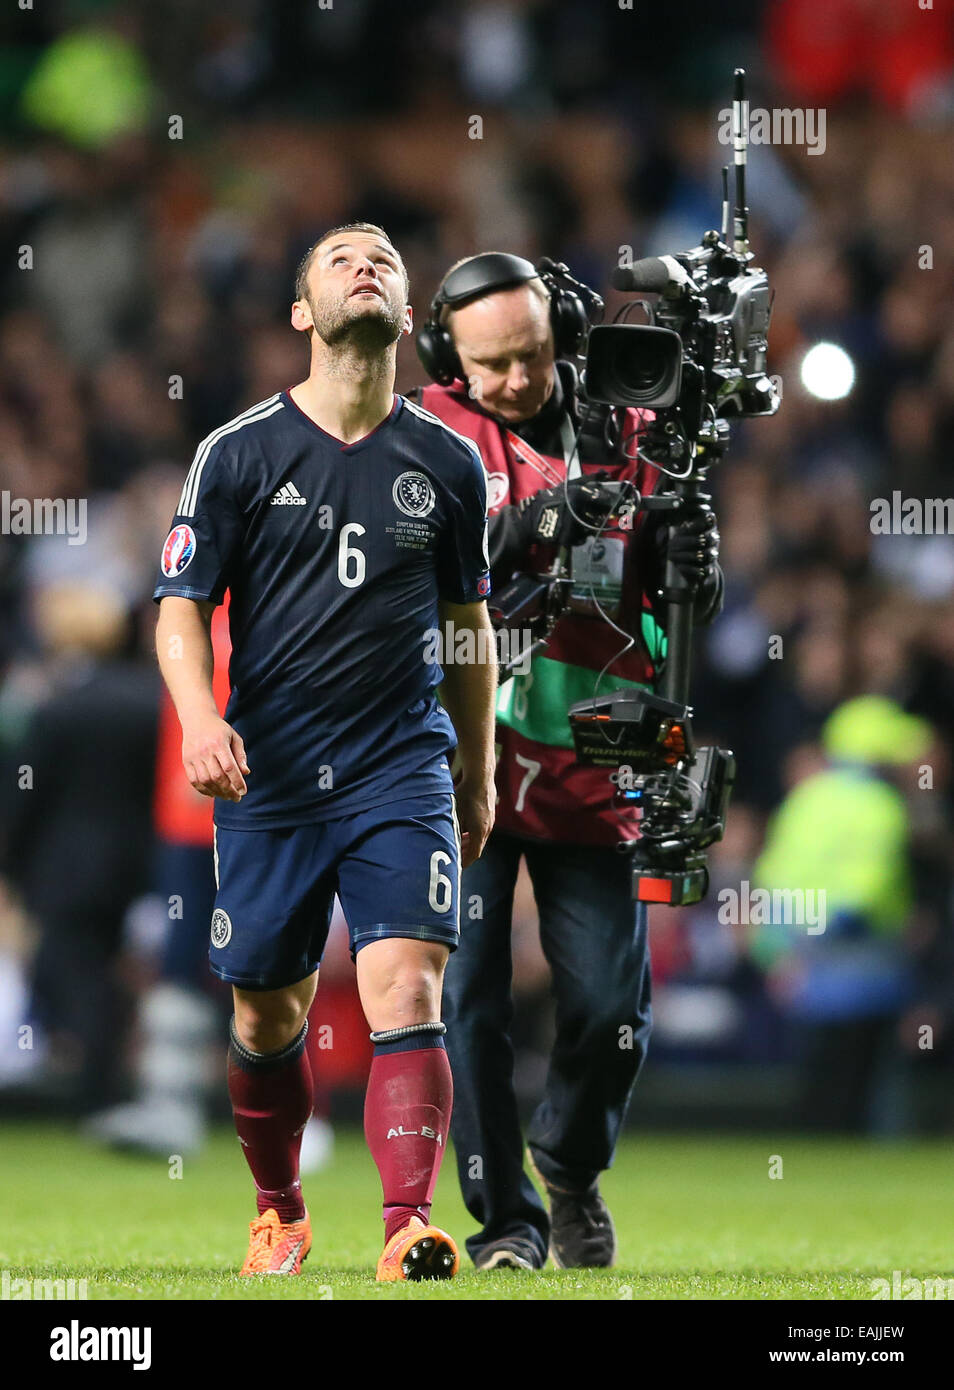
[376,1214,459,1282]
[239,1207,312,1275]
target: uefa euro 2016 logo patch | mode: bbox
[392,471,436,518]
[210,908,232,948]
[161,523,196,577]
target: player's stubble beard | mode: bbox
[307,288,406,379]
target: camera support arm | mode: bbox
[652,425,728,704]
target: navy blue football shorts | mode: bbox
[208,793,461,990]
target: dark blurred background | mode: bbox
[1,0,953,1142]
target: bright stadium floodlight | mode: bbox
[800,341,856,401]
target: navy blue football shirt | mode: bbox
[153,390,490,829]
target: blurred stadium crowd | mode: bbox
[1,0,953,1138]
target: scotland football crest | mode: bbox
[392,471,436,518]
[210,908,232,948]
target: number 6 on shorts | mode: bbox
[428,849,453,913]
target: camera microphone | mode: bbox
[611,255,695,296]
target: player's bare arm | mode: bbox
[437,597,497,867]
[155,596,249,803]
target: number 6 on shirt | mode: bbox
[338,523,366,588]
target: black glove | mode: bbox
[517,475,620,549]
[657,495,720,595]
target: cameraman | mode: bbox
[410,253,722,1270]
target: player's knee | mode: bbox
[388,967,439,1014]
[232,991,309,1054]
[375,965,443,1027]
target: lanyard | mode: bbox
[560,413,582,480]
[504,411,582,487]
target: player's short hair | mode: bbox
[294,223,409,302]
[439,258,550,333]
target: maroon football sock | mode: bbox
[364,1027,453,1243]
[227,1017,313,1224]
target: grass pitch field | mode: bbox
[0,1122,949,1300]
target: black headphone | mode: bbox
[416,253,604,386]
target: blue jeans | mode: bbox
[442,830,652,1263]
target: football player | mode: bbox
[154,224,497,1281]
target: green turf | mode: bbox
[0,1123,949,1299]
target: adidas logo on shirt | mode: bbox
[271,482,306,505]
